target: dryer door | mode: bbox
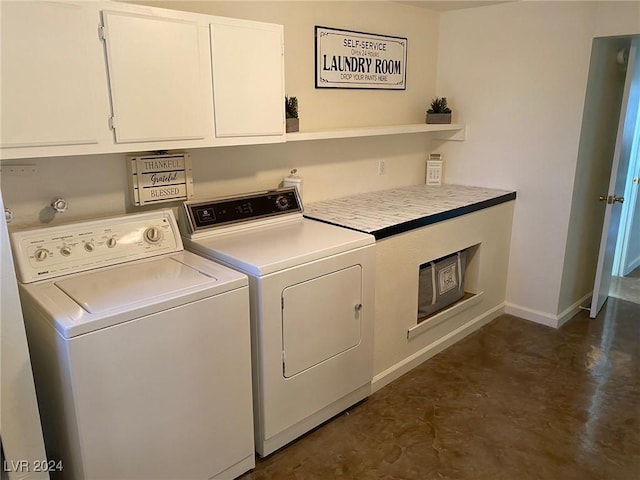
[282,265,362,378]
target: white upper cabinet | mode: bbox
[0,1,285,160]
[100,10,209,144]
[210,19,285,139]
[0,1,100,150]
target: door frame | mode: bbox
[590,37,640,317]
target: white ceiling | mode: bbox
[396,1,512,12]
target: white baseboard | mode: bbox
[556,292,592,327]
[504,302,558,327]
[371,303,505,393]
[504,292,592,329]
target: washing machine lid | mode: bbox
[21,251,247,338]
[184,218,374,276]
[56,257,215,314]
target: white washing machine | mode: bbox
[179,188,376,456]
[10,209,255,480]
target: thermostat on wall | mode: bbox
[426,154,443,186]
[128,153,194,206]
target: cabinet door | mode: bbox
[0,1,99,149]
[101,11,206,143]
[210,20,284,138]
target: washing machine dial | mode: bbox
[60,246,72,257]
[275,195,290,211]
[84,242,95,252]
[34,248,48,262]
[106,237,117,248]
[144,226,163,244]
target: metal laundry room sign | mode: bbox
[315,26,407,90]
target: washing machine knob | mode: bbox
[60,246,72,257]
[84,242,95,252]
[144,227,162,244]
[106,237,117,248]
[34,248,48,261]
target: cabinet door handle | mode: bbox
[354,303,363,312]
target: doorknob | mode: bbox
[598,195,624,204]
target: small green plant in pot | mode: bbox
[426,97,452,124]
[285,96,299,133]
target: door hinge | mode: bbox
[633,177,639,185]
[98,24,106,41]
[108,116,117,130]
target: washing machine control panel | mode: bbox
[11,210,182,283]
[183,187,302,233]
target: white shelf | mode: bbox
[285,123,465,142]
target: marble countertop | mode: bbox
[303,184,516,240]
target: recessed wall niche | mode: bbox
[408,243,482,340]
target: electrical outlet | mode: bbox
[378,160,386,175]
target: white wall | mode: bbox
[2,1,441,230]
[1,133,437,229]
[436,1,640,324]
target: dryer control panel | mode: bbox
[11,210,182,283]
[183,187,302,234]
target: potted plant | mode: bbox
[285,96,299,133]
[426,97,452,124]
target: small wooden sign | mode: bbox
[129,153,194,206]
[315,26,407,90]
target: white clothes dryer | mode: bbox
[11,210,254,480]
[180,188,376,457]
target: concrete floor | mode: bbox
[239,297,640,480]
[610,266,640,304]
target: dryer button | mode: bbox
[275,195,290,210]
